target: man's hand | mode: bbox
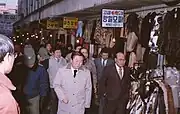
[62,96,69,104]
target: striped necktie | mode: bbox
[118,67,122,79]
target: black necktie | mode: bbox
[74,70,77,78]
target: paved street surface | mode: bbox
[85,104,99,114]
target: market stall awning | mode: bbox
[14,0,167,26]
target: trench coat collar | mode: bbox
[66,63,84,71]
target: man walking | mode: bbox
[94,48,114,114]
[23,45,49,114]
[94,47,114,81]
[99,52,131,114]
[47,46,67,114]
[54,52,92,114]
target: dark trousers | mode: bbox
[103,99,127,114]
[98,97,105,114]
[49,88,58,114]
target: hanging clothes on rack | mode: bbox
[158,8,180,65]
[83,20,94,43]
[152,67,180,109]
[140,12,158,69]
[140,12,154,49]
[126,32,138,68]
[127,69,176,114]
[125,6,180,114]
[149,14,163,53]
[126,13,139,68]
[93,19,113,48]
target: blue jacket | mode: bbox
[23,65,49,99]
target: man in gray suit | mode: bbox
[94,48,114,81]
[54,52,92,114]
[94,48,114,114]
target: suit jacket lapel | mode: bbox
[106,59,110,66]
[114,65,127,81]
[112,65,122,81]
[121,66,126,80]
[98,58,103,67]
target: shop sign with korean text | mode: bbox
[47,20,59,29]
[63,17,78,29]
[102,9,124,28]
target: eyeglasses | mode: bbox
[117,59,126,61]
[9,53,17,58]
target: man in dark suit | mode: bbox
[94,48,114,81]
[99,52,131,114]
[94,48,114,114]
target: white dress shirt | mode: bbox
[101,59,107,66]
[115,64,124,79]
[71,66,78,76]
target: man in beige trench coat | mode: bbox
[53,51,92,114]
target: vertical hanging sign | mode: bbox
[102,9,124,28]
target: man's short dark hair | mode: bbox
[114,51,124,58]
[45,43,51,47]
[0,34,14,63]
[100,47,109,54]
[71,51,85,60]
[80,47,89,58]
[52,45,61,52]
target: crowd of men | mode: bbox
[0,34,131,114]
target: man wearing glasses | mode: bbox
[99,52,131,114]
[0,34,19,114]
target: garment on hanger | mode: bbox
[136,18,143,62]
[126,13,140,68]
[158,8,180,64]
[149,14,162,53]
[127,79,166,114]
[152,67,180,108]
[136,43,143,62]
[157,54,165,69]
[164,67,180,108]
[93,19,113,47]
[140,13,153,49]
[105,29,113,48]
[128,52,137,68]
[83,20,94,43]
[127,70,176,114]
[76,21,84,38]
[127,32,138,52]
[126,13,139,36]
